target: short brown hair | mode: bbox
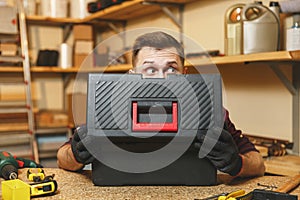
[132,31,184,67]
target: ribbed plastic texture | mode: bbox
[93,74,216,131]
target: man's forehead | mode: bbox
[139,46,179,54]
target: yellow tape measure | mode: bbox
[27,168,45,182]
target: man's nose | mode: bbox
[157,70,165,78]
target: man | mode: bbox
[57,31,265,177]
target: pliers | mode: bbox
[199,189,252,200]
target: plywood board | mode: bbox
[265,155,300,176]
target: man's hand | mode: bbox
[71,125,94,165]
[197,127,242,176]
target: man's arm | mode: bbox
[57,125,94,171]
[57,143,84,171]
[239,151,265,177]
[224,109,265,177]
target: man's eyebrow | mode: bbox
[141,60,178,66]
[167,61,178,65]
[142,61,154,65]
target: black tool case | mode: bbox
[86,74,223,186]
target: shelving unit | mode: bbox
[1,51,299,101]
[0,0,38,161]
[1,51,300,98]
[0,50,299,73]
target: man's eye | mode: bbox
[166,67,177,73]
[145,68,156,75]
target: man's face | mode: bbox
[131,46,183,78]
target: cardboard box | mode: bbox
[73,25,93,40]
[36,110,68,128]
[0,43,17,56]
[74,53,94,68]
[68,93,86,126]
[74,40,93,54]
[0,6,18,34]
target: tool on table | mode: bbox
[27,168,45,182]
[2,179,31,200]
[0,151,42,180]
[29,175,58,197]
[0,151,18,180]
[2,173,58,199]
[199,174,300,200]
[27,168,58,197]
[197,190,248,200]
[199,189,297,200]
[217,190,249,200]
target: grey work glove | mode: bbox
[71,125,94,165]
[197,127,242,176]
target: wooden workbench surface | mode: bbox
[0,168,299,200]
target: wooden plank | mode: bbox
[0,133,31,146]
[187,51,296,66]
[30,67,78,73]
[290,51,300,60]
[265,155,300,176]
[0,66,23,72]
[217,51,294,63]
[146,0,198,3]
[0,122,28,132]
[26,15,84,25]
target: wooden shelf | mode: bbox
[146,0,198,3]
[0,65,135,73]
[0,64,131,73]
[83,0,159,22]
[0,51,299,73]
[26,15,84,25]
[187,50,300,67]
[211,50,300,65]
[26,15,106,26]
[26,0,199,25]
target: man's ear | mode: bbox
[183,67,188,74]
